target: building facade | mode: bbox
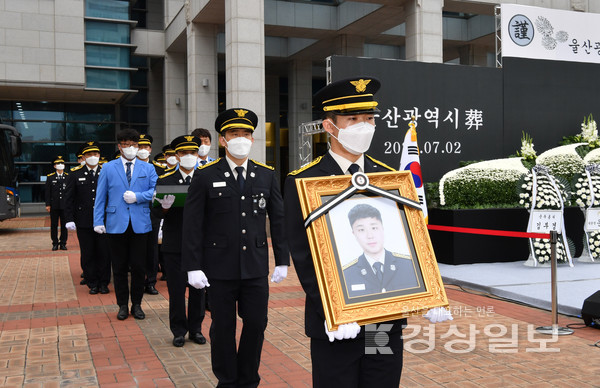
[0,0,597,210]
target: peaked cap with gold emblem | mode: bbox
[53,155,65,165]
[215,108,258,134]
[171,135,201,152]
[138,133,153,146]
[81,141,100,155]
[313,76,381,116]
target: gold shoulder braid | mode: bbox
[159,170,177,179]
[343,258,358,270]
[392,252,412,259]
[251,159,275,170]
[366,155,395,171]
[71,165,83,171]
[288,155,323,176]
[198,158,220,169]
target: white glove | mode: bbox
[156,194,176,209]
[123,190,137,204]
[188,270,210,289]
[270,265,288,283]
[423,307,453,323]
[324,321,361,342]
[94,225,106,234]
[65,222,76,231]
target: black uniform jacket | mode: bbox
[152,169,189,253]
[283,152,406,340]
[64,165,100,228]
[181,158,289,280]
[343,250,420,298]
[45,171,68,209]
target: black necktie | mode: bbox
[90,169,95,177]
[348,163,360,175]
[201,160,207,165]
[126,162,132,183]
[373,262,383,282]
[235,166,245,190]
[185,175,191,184]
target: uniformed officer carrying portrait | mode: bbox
[181,108,289,388]
[45,155,68,251]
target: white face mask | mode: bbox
[137,149,150,160]
[121,146,138,160]
[198,144,211,157]
[329,120,376,155]
[55,164,65,170]
[80,160,86,166]
[85,156,99,167]
[225,137,252,159]
[166,156,178,166]
[179,154,198,169]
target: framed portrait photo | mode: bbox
[296,171,448,330]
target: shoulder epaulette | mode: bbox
[251,159,274,170]
[152,160,166,168]
[343,258,358,270]
[164,166,176,173]
[197,158,220,170]
[159,170,177,179]
[392,252,411,259]
[47,172,56,176]
[288,155,324,176]
[366,155,395,171]
[71,165,83,172]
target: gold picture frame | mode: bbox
[296,171,448,331]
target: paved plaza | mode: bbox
[1,216,599,387]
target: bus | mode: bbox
[0,124,22,221]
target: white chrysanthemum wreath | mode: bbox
[573,164,600,262]
[519,166,572,266]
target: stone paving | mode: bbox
[0,216,599,387]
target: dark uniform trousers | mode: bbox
[46,173,68,245]
[283,152,406,388]
[181,158,289,388]
[153,169,206,339]
[64,166,110,289]
[108,223,148,306]
[145,214,160,287]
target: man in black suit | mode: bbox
[181,108,289,388]
[342,203,419,298]
[284,77,451,388]
[45,156,68,251]
[64,142,111,295]
[153,135,207,347]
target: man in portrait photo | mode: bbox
[342,203,419,298]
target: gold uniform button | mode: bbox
[241,212,246,217]
[241,196,245,200]
[242,229,246,234]
[242,246,247,251]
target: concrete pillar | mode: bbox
[288,59,313,171]
[332,34,364,56]
[458,44,490,66]
[187,22,218,156]
[225,0,266,162]
[163,51,187,142]
[405,0,444,63]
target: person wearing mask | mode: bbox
[190,127,216,166]
[136,133,161,295]
[154,135,207,347]
[162,145,178,170]
[181,108,289,387]
[93,128,158,321]
[64,141,111,295]
[284,77,452,387]
[45,156,68,251]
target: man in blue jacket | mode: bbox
[93,128,158,320]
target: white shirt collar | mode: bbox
[363,252,385,274]
[328,150,364,174]
[179,169,194,181]
[121,155,136,167]
[225,156,248,178]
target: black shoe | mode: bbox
[80,279,87,285]
[89,287,99,295]
[131,304,145,320]
[144,285,159,295]
[173,336,185,347]
[81,272,84,278]
[99,285,109,294]
[52,244,58,251]
[117,305,129,320]
[159,274,167,281]
[190,332,206,345]
[59,244,67,250]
